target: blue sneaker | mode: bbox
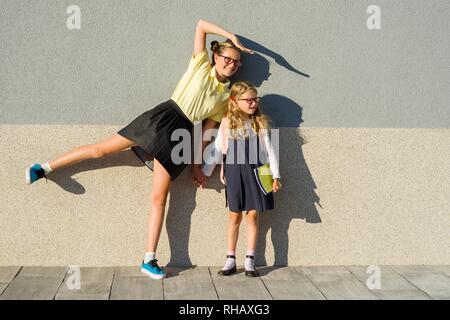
[141,259,166,279]
[25,164,47,185]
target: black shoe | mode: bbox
[244,255,259,277]
[245,270,258,277]
[218,265,237,276]
[218,255,236,276]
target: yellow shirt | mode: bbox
[171,49,230,123]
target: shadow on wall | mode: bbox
[256,107,323,267]
[46,151,144,194]
[256,94,323,266]
[230,34,309,88]
[230,36,319,266]
[45,37,320,267]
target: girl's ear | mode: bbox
[213,53,219,65]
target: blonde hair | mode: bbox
[210,40,241,66]
[226,81,270,139]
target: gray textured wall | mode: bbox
[2,0,449,127]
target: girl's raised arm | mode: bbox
[194,19,254,57]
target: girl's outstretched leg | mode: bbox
[141,158,171,280]
[49,133,135,171]
[26,133,135,184]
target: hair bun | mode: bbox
[210,40,219,51]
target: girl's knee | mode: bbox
[229,212,242,225]
[88,144,106,158]
[247,211,259,224]
[151,191,168,207]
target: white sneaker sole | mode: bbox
[141,267,165,280]
[25,165,33,185]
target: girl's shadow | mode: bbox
[46,150,144,194]
[257,95,322,267]
[232,36,319,267]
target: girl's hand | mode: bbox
[192,165,206,188]
[194,20,254,56]
[230,35,254,54]
[272,178,282,193]
[220,164,227,185]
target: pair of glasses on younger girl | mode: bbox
[231,96,261,105]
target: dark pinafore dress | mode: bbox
[224,134,274,213]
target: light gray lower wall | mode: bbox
[1,125,449,266]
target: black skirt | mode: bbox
[117,99,193,181]
[224,135,274,212]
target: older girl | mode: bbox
[25,20,253,279]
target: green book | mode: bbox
[253,163,273,195]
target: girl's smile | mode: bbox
[214,48,241,81]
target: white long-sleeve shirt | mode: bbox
[202,117,280,179]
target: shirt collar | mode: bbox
[209,67,230,89]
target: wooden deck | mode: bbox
[1,265,450,300]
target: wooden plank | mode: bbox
[256,266,310,280]
[390,271,450,300]
[374,290,431,300]
[0,267,21,295]
[390,265,450,275]
[210,267,272,300]
[346,265,432,300]
[302,266,379,300]
[55,267,114,300]
[262,280,325,300]
[110,267,163,300]
[164,267,217,300]
[1,267,67,300]
[165,267,212,281]
[16,267,67,278]
[257,266,325,300]
[346,265,419,291]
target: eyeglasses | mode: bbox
[236,97,261,105]
[218,55,242,67]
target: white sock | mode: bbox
[245,250,256,271]
[41,163,53,175]
[143,252,155,264]
[222,251,236,270]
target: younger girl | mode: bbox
[202,81,281,276]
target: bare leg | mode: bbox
[246,210,259,251]
[146,158,172,252]
[227,211,243,252]
[49,134,136,171]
